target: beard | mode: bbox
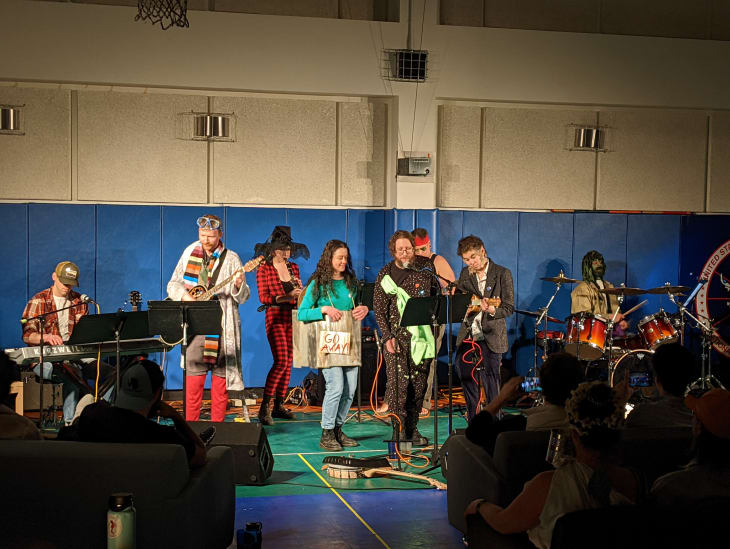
[592,265,606,279]
[396,259,410,269]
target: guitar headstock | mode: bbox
[244,255,265,272]
[129,290,142,312]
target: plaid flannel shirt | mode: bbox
[21,287,88,345]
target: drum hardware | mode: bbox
[540,274,580,284]
[597,287,647,296]
[527,270,575,377]
[665,282,725,391]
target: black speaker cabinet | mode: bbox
[313,340,385,403]
[190,421,273,485]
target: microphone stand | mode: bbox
[533,281,563,377]
[23,300,88,429]
[114,310,127,403]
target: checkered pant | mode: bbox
[263,307,294,399]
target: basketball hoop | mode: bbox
[136,0,189,30]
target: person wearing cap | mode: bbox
[65,359,207,468]
[21,261,113,424]
[650,388,730,505]
[167,214,250,423]
[255,226,309,425]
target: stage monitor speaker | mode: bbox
[190,421,273,485]
[19,373,63,411]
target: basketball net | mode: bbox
[136,0,189,30]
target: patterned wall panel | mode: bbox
[709,112,730,212]
[340,101,386,207]
[212,97,337,205]
[439,104,482,208]
[597,110,707,212]
[482,107,597,210]
[77,91,208,203]
[0,87,70,200]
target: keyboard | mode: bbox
[4,338,170,366]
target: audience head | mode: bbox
[650,343,696,397]
[566,381,624,453]
[115,359,164,415]
[539,352,585,406]
[685,388,730,467]
[0,350,21,404]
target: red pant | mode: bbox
[186,374,228,422]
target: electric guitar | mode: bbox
[187,256,264,301]
[129,290,142,311]
[466,295,502,315]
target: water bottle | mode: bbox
[107,493,135,549]
[237,521,262,549]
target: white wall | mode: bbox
[1,0,729,210]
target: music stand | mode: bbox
[148,301,223,417]
[400,293,469,467]
[69,311,152,400]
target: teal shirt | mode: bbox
[297,279,356,322]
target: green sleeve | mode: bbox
[297,282,325,322]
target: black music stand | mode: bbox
[354,282,376,422]
[148,301,222,418]
[401,293,469,467]
[69,311,152,401]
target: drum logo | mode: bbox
[696,239,730,358]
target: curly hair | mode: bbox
[304,239,357,302]
[457,235,486,257]
[566,381,624,451]
[388,230,415,257]
[581,250,604,284]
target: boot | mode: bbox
[258,396,273,426]
[405,426,429,447]
[272,396,296,419]
[320,429,343,451]
[334,425,359,447]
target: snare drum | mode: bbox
[637,311,678,350]
[564,312,607,361]
[612,333,644,354]
[537,330,565,355]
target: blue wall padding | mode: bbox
[1,204,29,350]
[515,212,574,372]
[626,215,681,315]
[28,204,97,302]
[3,203,726,386]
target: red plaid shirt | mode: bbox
[257,261,301,306]
[21,287,88,345]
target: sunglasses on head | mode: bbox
[197,216,221,230]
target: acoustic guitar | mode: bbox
[466,295,502,315]
[187,256,264,301]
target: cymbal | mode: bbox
[598,287,646,296]
[646,285,690,294]
[515,309,564,324]
[540,274,580,284]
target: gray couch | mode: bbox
[0,440,235,549]
[446,427,693,533]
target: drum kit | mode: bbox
[520,272,695,387]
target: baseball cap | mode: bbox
[55,261,80,286]
[115,360,164,411]
[685,388,730,439]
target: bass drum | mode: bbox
[608,348,654,388]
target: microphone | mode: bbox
[80,294,97,304]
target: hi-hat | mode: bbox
[646,285,690,294]
[540,273,579,284]
[515,309,564,324]
[598,287,646,296]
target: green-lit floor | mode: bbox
[231,406,469,548]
